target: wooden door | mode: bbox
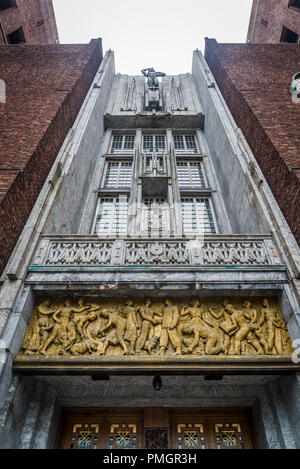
[56,408,255,449]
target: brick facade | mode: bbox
[247,0,300,43]
[0,0,59,44]
[205,39,300,244]
[0,39,103,275]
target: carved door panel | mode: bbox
[170,409,255,449]
[57,408,255,449]
[58,409,143,449]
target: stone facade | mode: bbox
[0,46,299,449]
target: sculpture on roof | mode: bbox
[141,68,166,111]
[141,68,166,89]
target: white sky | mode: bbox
[52,0,253,75]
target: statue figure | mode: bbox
[224,302,265,355]
[141,68,166,89]
[241,300,265,354]
[181,299,225,355]
[40,299,88,355]
[261,298,289,354]
[135,299,161,354]
[20,297,292,359]
[122,299,139,355]
[159,299,182,355]
[98,308,128,355]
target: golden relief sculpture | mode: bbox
[20,297,293,358]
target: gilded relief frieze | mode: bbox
[19,297,293,359]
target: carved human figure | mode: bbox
[122,299,139,355]
[23,300,56,354]
[74,301,100,341]
[40,299,88,354]
[159,299,182,355]
[98,309,128,355]
[181,299,225,355]
[261,298,288,354]
[224,303,262,355]
[241,301,265,354]
[141,68,166,89]
[135,299,161,354]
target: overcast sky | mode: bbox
[53,0,253,75]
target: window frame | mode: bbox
[280,26,300,43]
[181,197,217,235]
[176,159,208,189]
[142,134,166,153]
[92,195,129,236]
[173,134,199,154]
[101,159,133,189]
[109,134,135,154]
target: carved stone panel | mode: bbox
[18,297,293,360]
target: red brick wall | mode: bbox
[0,0,59,44]
[247,0,300,43]
[204,39,300,244]
[0,39,103,275]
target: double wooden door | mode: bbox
[57,408,255,449]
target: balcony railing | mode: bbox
[30,235,283,268]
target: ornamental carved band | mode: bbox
[32,237,281,267]
[20,297,293,358]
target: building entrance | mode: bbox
[56,408,255,449]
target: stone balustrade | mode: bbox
[31,235,282,268]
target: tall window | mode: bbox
[281,26,299,43]
[289,0,300,8]
[6,27,25,44]
[103,161,132,188]
[174,135,198,154]
[110,135,135,154]
[181,198,216,234]
[176,161,206,189]
[143,135,166,153]
[94,196,128,235]
[0,0,16,11]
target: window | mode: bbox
[281,26,299,43]
[143,135,166,153]
[0,0,16,11]
[6,27,25,44]
[110,135,135,154]
[181,198,216,234]
[174,135,198,154]
[142,198,170,236]
[289,0,300,8]
[94,196,128,235]
[176,161,206,189]
[103,161,132,188]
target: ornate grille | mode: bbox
[68,423,100,449]
[175,423,207,449]
[108,423,138,449]
[214,423,246,449]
